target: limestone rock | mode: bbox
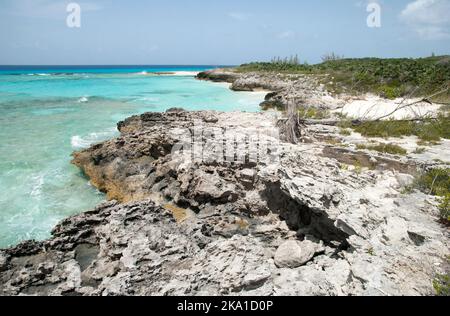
[0,252,8,272]
[274,240,317,268]
[197,69,335,111]
[395,173,415,188]
[1,110,448,296]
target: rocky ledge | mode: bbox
[197,69,337,110]
[0,110,448,296]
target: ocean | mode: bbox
[0,65,266,248]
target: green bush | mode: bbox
[377,85,402,100]
[353,120,415,138]
[237,56,450,101]
[415,168,450,196]
[439,194,450,223]
[345,113,450,142]
[339,129,352,136]
[433,273,450,296]
[414,168,450,224]
[356,143,408,155]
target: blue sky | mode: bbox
[0,0,449,65]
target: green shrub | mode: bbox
[356,143,408,155]
[353,120,415,138]
[415,168,450,196]
[340,129,352,136]
[236,56,450,101]
[414,168,450,224]
[347,113,450,142]
[377,85,402,100]
[439,194,450,223]
[433,273,450,296]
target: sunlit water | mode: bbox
[0,66,265,248]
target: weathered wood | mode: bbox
[300,117,440,127]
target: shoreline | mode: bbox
[196,68,446,120]
[1,108,448,296]
[0,68,268,250]
[0,66,448,296]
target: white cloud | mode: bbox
[228,12,250,21]
[277,30,295,39]
[3,0,102,19]
[400,0,450,40]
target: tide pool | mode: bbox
[0,66,265,248]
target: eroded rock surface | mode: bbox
[1,110,448,296]
[197,69,337,110]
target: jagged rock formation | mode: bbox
[197,69,337,110]
[0,110,448,296]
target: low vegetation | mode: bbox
[339,113,450,143]
[356,143,407,156]
[237,55,450,101]
[415,168,450,196]
[339,129,352,136]
[298,107,330,119]
[408,168,450,224]
[434,273,450,296]
[439,195,450,223]
[321,52,345,62]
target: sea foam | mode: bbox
[71,128,117,149]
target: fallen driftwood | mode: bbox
[301,117,441,127]
[293,86,449,129]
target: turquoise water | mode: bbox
[0,66,264,248]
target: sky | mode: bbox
[0,0,449,65]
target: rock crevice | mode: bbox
[1,110,448,296]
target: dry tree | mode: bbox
[277,87,303,144]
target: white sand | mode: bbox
[333,95,441,120]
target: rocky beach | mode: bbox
[1,67,449,296]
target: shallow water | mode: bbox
[0,66,265,248]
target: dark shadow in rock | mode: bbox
[261,181,349,245]
[408,231,426,246]
[75,243,100,272]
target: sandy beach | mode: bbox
[335,95,443,120]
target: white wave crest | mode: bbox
[27,73,51,76]
[71,128,117,149]
[78,96,89,103]
[71,136,93,149]
[30,174,45,197]
[133,96,160,103]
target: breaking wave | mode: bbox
[78,96,89,103]
[71,128,117,149]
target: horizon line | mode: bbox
[0,64,235,67]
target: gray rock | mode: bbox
[0,252,8,271]
[203,114,219,123]
[240,169,256,182]
[1,110,448,297]
[274,240,317,268]
[395,173,415,188]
